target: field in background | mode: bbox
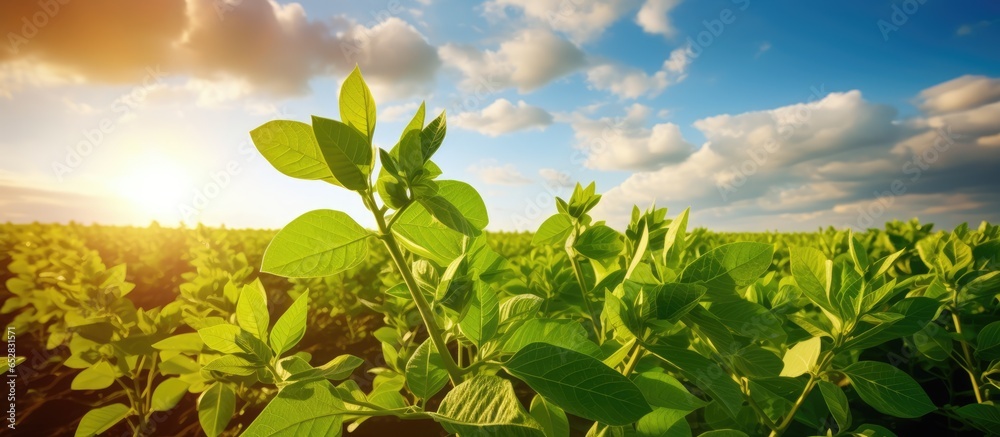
[1,219,996,436]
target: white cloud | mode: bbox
[756,42,772,58]
[484,0,641,44]
[468,162,533,185]
[916,75,1000,115]
[569,103,695,170]
[332,17,442,100]
[589,79,1000,230]
[454,98,552,136]
[439,29,586,93]
[586,45,689,99]
[380,102,422,122]
[955,20,993,36]
[0,1,441,100]
[539,168,574,188]
[636,0,682,37]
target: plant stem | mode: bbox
[950,309,984,403]
[567,234,600,340]
[621,339,644,376]
[363,191,463,384]
[769,374,817,437]
[143,354,158,419]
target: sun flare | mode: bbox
[113,152,190,220]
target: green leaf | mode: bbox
[653,283,707,323]
[817,380,851,431]
[75,403,130,437]
[502,319,602,357]
[852,423,897,437]
[271,290,310,356]
[416,181,489,236]
[530,395,569,437]
[842,361,935,418]
[237,279,270,340]
[848,232,869,273]
[421,111,447,160]
[243,380,345,436]
[779,337,821,378]
[199,324,271,363]
[870,249,905,280]
[955,403,1000,432]
[71,360,116,390]
[151,378,191,412]
[339,65,376,142]
[840,313,904,350]
[393,181,488,266]
[199,382,236,437]
[533,214,574,246]
[976,320,1000,361]
[311,115,372,190]
[500,294,545,324]
[398,129,424,178]
[679,242,774,301]
[251,120,333,181]
[636,408,690,437]
[505,343,651,426]
[643,343,745,419]
[152,333,204,352]
[633,371,707,412]
[832,267,864,322]
[316,354,363,380]
[732,345,783,378]
[405,339,450,399]
[432,375,544,437]
[662,207,690,267]
[698,431,748,437]
[262,210,371,278]
[709,299,785,345]
[914,323,953,362]
[574,225,624,260]
[203,355,259,376]
[198,324,244,354]
[877,297,940,339]
[460,282,499,348]
[790,246,836,314]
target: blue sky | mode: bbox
[1,0,998,231]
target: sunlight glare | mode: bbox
[113,153,190,221]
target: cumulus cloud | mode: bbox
[380,102,422,122]
[0,0,441,99]
[454,98,552,136]
[916,75,1000,115]
[635,0,682,37]
[468,162,533,185]
[439,29,585,93]
[539,168,574,188]
[484,0,641,44]
[586,45,689,99]
[590,78,1000,230]
[569,103,694,170]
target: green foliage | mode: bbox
[4,67,998,437]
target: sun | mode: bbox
[113,152,191,221]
